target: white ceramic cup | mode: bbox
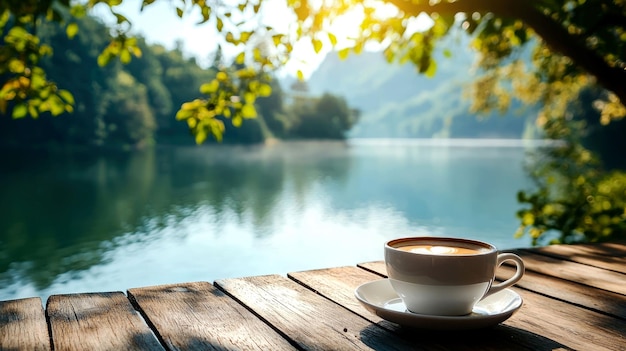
[385,236,525,316]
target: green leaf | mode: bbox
[120,50,132,64]
[258,84,272,97]
[195,129,207,144]
[58,90,75,105]
[216,72,228,81]
[211,120,225,142]
[522,212,535,226]
[272,34,284,46]
[70,5,87,17]
[114,13,128,24]
[175,109,194,120]
[328,32,337,46]
[353,41,363,54]
[235,52,245,65]
[225,32,236,43]
[241,104,257,118]
[217,18,224,32]
[200,80,220,94]
[425,60,437,78]
[253,48,262,61]
[49,95,65,115]
[312,38,323,54]
[66,22,79,39]
[28,104,39,119]
[338,48,350,60]
[12,104,28,119]
[97,53,110,67]
[39,44,53,56]
[187,118,197,128]
[199,6,211,24]
[130,46,142,58]
[240,31,253,43]
[8,59,25,74]
[244,92,256,104]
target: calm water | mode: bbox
[0,139,542,302]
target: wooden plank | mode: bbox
[361,258,626,319]
[525,243,626,273]
[354,263,626,350]
[542,242,626,257]
[497,264,626,319]
[0,297,50,351]
[215,274,416,351]
[361,251,626,297]
[358,261,386,276]
[289,266,561,351]
[47,292,164,351]
[288,266,388,325]
[506,289,626,351]
[514,251,626,295]
[127,281,295,350]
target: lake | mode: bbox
[0,139,545,302]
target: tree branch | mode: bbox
[383,0,626,105]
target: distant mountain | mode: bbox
[305,34,541,139]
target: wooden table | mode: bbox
[1,242,625,350]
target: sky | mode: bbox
[91,0,327,78]
[90,1,434,79]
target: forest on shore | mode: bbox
[0,13,359,149]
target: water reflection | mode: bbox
[0,140,535,301]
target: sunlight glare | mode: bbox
[404,12,435,38]
[90,0,435,78]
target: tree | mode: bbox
[2,0,623,138]
[288,92,358,139]
[1,0,625,243]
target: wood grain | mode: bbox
[47,292,164,351]
[358,261,386,276]
[290,266,558,351]
[215,274,416,351]
[288,266,387,324]
[525,243,626,273]
[356,258,626,350]
[1,243,624,351]
[128,281,295,350]
[514,251,626,295]
[506,289,626,351]
[0,297,50,351]
[497,264,626,319]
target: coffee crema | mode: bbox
[398,244,486,255]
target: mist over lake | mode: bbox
[0,139,546,302]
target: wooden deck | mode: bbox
[1,242,625,350]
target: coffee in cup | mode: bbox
[385,236,524,316]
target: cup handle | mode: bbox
[484,252,525,298]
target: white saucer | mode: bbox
[354,279,523,330]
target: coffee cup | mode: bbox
[385,236,525,316]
